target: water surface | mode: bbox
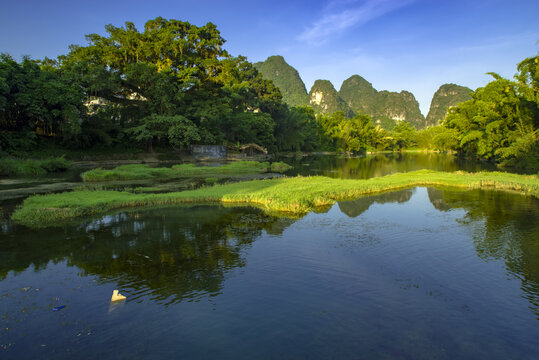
[1,187,538,359]
[282,152,497,178]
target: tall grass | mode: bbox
[81,161,270,182]
[12,170,538,228]
[0,156,72,177]
[270,162,293,173]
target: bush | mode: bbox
[270,162,293,173]
[0,156,73,177]
[39,156,72,172]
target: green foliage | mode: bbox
[13,170,539,227]
[443,53,539,171]
[224,112,276,150]
[1,18,299,155]
[81,161,270,182]
[309,80,353,117]
[0,53,84,151]
[339,75,425,129]
[317,112,380,152]
[391,121,417,150]
[272,105,321,152]
[425,84,472,126]
[0,156,72,177]
[128,114,201,150]
[254,55,310,107]
[205,177,218,184]
[415,126,459,151]
[270,162,293,173]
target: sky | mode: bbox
[1,0,538,115]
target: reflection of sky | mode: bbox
[1,187,538,358]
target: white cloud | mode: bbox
[298,0,415,46]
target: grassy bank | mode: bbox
[0,156,72,177]
[81,161,291,182]
[12,170,538,228]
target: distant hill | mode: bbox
[339,75,425,129]
[255,55,471,130]
[254,56,310,107]
[426,84,473,126]
[309,80,353,117]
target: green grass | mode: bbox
[12,170,538,228]
[0,156,72,177]
[205,177,218,184]
[81,161,270,182]
[270,161,293,173]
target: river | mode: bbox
[0,153,537,359]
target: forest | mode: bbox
[1,17,538,171]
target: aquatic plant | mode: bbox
[81,161,270,182]
[270,162,293,173]
[12,170,538,228]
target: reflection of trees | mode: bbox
[337,189,414,217]
[0,206,294,304]
[427,188,539,317]
[284,153,496,179]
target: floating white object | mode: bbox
[111,290,126,302]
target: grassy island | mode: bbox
[81,161,269,182]
[12,170,538,228]
[80,161,293,182]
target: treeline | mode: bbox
[0,17,537,171]
[0,17,320,155]
[312,50,539,171]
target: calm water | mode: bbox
[1,186,538,359]
[282,152,498,178]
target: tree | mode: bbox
[444,67,538,170]
[0,54,84,152]
[128,114,200,151]
[391,121,416,150]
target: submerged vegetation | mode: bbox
[12,170,538,228]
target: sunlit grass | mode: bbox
[81,161,271,182]
[12,170,538,228]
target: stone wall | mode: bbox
[191,145,226,159]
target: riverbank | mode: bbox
[12,170,538,228]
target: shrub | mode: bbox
[270,162,293,173]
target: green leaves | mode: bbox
[128,114,201,150]
[442,50,539,171]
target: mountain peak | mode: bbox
[426,84,472,126]
[254,56,309,107]
[309,80,352,116]
[340,76,424,129]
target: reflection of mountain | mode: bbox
[0,206,295,304]
[338,189,414,217]
[282,153,496,179]
[427,187,539,317]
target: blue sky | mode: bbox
[1,0,538,115]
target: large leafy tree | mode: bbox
[391,121,416,150]
[444,50,539,171]
[317,111,377,153]
[0,54,84,151]
[53,18,284,150]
